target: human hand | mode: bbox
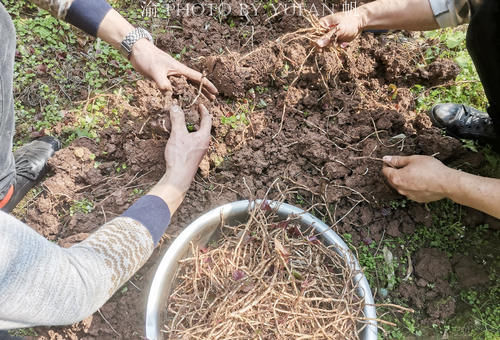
[316,11,365,47]
[382,155,455,203]
[149,104,212,213]
[130,39,218,100]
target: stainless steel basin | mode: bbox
[145,200,377,340]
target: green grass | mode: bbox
[411,27,488,114]
[5,0,136,146]
[358,28,500,339]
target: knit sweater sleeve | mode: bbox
[27,0,75,19]
[0,212,155,329]
[27,0,112,36]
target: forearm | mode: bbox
[29,0,135,46]
[445,171,500,219]
[358,0,439,31]
[0,186,174,328]
[96,9,134,50]
[0,213,155,329]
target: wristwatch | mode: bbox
[120,27,153,59]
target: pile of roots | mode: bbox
[164,202,369,339]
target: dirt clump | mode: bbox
[414,248,452,283]
[453,255,490,288]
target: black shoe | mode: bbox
[0,136,61,213]
[429,103,498,142]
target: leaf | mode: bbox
[292,271,303,280]
[307,235,320,245]
[260,201,272,212]
[445,31,465,49]
[232,270,245,281]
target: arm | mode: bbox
[29,0,217,97]
[0,104,211,328]
[316,0,470,46]
[358,0,438,31]
[382,155,500,219]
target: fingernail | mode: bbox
[340,42,349,49]
[383,156,392,163]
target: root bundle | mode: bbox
[164,203,367,339]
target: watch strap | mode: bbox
[120,27,153,58]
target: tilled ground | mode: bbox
[20,3,498,339]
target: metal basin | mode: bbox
[145,200,377,340]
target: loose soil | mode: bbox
[17,2,498,339]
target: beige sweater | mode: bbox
[29,0,74,19]
[0,212,154,329]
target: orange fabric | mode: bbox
[0,185,14,209]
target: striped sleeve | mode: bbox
[0,213,154,329]
[28,0,112,36]
[28,0,74,19]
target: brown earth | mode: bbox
[18,4,496,340]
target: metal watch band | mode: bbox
[120,27,153,58]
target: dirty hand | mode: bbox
[316,11,365,47]
[149,104,212,213]
[382,155,454,203]
[130,39,218,100]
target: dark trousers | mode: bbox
[0,2,16,200]
[0,331,22,340]
[467,0,500,134]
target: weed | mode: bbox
[9,328,37,337]
[221,100,253,129]
[389,199,407,210]
[70,198,95,216]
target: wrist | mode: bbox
[130,38,154,62]
[148,174,187,215]
[97,9,135,49]
[357,6,369,31]
[438,167,461,199]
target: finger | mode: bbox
[200,77,219,96]
[176,64,219,95]
[197,104,213,137]
[319,15,336,29]
[169,105,187,132]
[202,87,216,101]
[316,29,336,48]
[383,155,412,169]
[382,166,399,188]
[153,72,173,92]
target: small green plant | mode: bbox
[131,188,144,196]
[402,312,423,336]
[70,198,95,216]
[9,328,38,337]
[389,199,407,210]
[116,163,128,173]
[462,139,479,153]
[221,100,253,129]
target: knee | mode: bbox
[0,5,16,53]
